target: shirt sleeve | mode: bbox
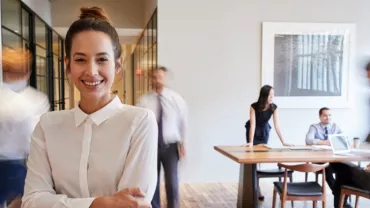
[251,102,257,110]
[117,109,158,203]
[335,123,343,134]
[179,97,188,144]
[273,103,278,111]
[22,118,96,208]
[305,125,320,145]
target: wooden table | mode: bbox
[214,145,370,208]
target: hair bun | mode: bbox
[79,7,110,23]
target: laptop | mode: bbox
[329,134,370,156]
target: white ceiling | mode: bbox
[50,0,156,44]
[1,0,155,45]
[53,27,142,44]
[51,0,146,28]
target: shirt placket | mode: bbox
[79,118,93,197]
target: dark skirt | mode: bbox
[0,160,27,203]
[245,121,271,145]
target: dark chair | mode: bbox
[257,164,294,201]
[257,166,294,183]
[339,186,370,208]
[272,163,329,208]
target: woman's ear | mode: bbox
[115,57,122,73]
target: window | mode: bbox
[2,0,68,110]
[273,34,344,96]
[1,0,21,33]
[133,9,157,104]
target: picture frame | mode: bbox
[261,22,356,108]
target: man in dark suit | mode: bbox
[331,162,370,208]
[331,63,370,208]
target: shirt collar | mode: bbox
[155,87,171,99]
[320,122,332,129]
[73,96,122,127]
[2,80,28,92]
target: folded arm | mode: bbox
[117,110,158,203]
[305,125,329,145]
[22,120,95,208]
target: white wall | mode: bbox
[22,0,51,25]
[158,0,370,183]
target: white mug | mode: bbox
[353,137,360,148]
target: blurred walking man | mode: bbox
[138,66,188,208]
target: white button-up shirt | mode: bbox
[22,97,158,208]
[0,83,49,160]
[138,88,188,144]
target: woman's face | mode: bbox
[66,30,120,101]
[267,88,275,104]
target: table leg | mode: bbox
[237,164,258,208]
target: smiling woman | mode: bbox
[21,6,158,208]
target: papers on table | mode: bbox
[312,145,332,150]
[288,146,313,150]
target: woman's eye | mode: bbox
[74,58,85,62]
[98,58,108,62]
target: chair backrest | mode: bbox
[278,163,329,173]
[366,133,370,143]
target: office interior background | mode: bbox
[1,0,370,201]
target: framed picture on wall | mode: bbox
[261,22,356,108]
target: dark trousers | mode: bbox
[331,162,370,208]
[324,165,336,191]
[0,160,27,204]
[151,143,179,208]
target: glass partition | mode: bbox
[132,9,157,105]
[1,0,67,110]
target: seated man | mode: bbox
[331,162,370,208]
[305,107,350,204]
[306,107,342,146]
[329,61,370,208]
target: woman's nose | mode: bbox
[86,61,99,76]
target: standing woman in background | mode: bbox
[21,7,157,208]
[244,85,292,200]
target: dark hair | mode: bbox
[319,107,330,116]
[65,7,122,69]
[256,85,274,111]
[154,66,168,73]
[366,61,370,71]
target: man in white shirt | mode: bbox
[0,48,49,208]
[306,107,343,146]
[305,107,352,207]
[138,66,188,208]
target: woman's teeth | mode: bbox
[83,81,102,86]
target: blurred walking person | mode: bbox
[139,66,188,208]
[0,48,49,208]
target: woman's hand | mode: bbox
[241,143,253,147]
[91,188,151,208]
[283,143,294,147]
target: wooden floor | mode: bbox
[160,182,370,208]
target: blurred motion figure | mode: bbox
[0,48,49,208]
[139,66,188,208]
